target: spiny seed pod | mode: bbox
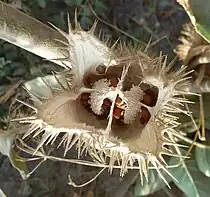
[176,23,210,93]
[17,16,194,186]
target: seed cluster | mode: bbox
[79,65,159,127]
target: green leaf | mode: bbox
[0,105,8,118]
[177,0,210,43]
[190,0,210,43]
[94,0,107,13]
[36,0,46,8]
[51,13,66,29]
[169,156,210,197]
[195,146,210,177]
[0,132,29,179]
[134,169,172,196]
[81,7,91,17]
[63,0,83,6]
[80,16,92,30]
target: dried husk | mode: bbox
[176,23,210,93]
[0,3,194,185]
[19,34,192,186]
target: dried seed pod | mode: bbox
[18,15,193,187]
[177,23,210,78]
[176,23,210,93]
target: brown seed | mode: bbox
[139,106,151,125]
[80,93,90,100]
[80,93,90,107]
[102,98,112,109]
[83,65,107,88]
[204,65,210,77]
[116,96,127,110]
[113,107,124,119]
[140,83,150,91]
[96,65,106,74]
[83,73,102,87]
[99,98,112,118]
[141,92,154,106]
[116,96,122,103]
[109,76,119,87]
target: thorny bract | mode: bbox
[12,13,196,188]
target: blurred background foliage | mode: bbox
[1,0,210,197]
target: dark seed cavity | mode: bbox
[140,83,158,107]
